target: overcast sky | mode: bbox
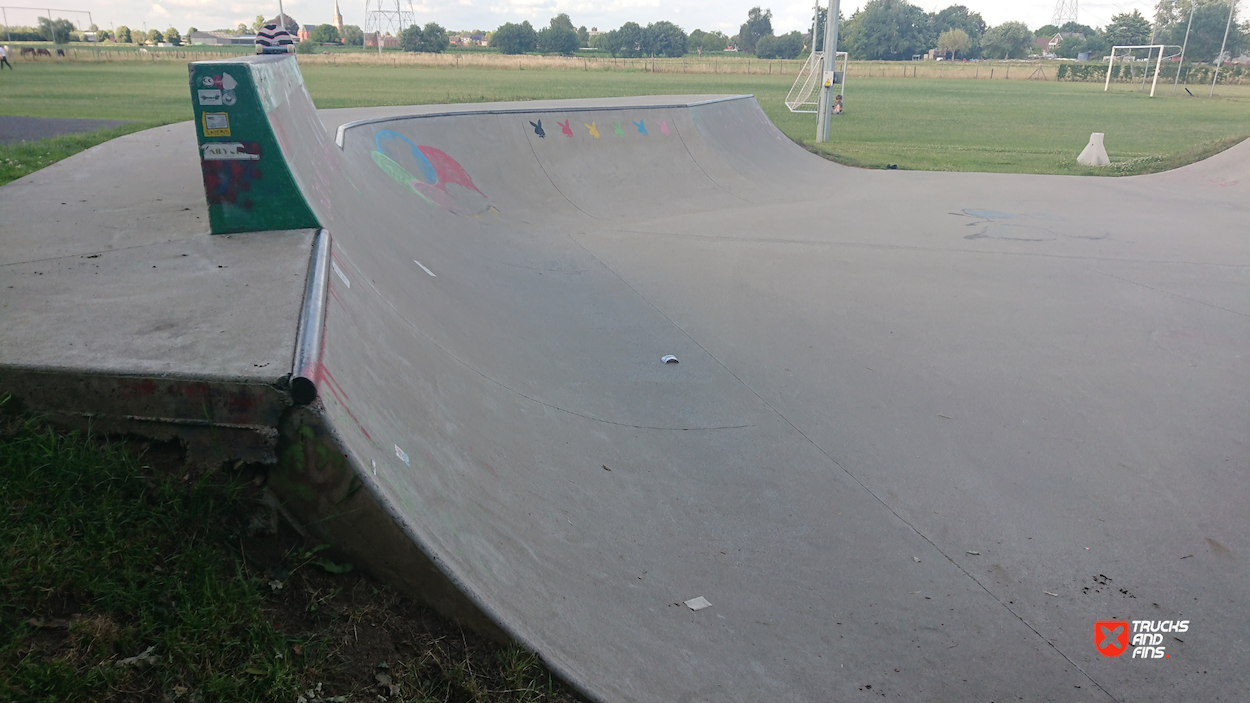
[8,0,1160,37]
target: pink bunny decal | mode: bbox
[558,119,573,137]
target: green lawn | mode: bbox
[1,60,1248,184]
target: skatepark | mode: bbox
[1,54,1246,701]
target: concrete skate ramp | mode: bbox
[234,57,1246,701]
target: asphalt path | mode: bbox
[0,115,130,144]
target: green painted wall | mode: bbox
[189,56,320,234]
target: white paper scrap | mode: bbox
[684,596,712,611]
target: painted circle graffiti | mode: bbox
[371,130,493,216]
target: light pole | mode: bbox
[815,0,839,143]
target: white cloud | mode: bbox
[151,3,170,18]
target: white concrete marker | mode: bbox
[1077,133,1110,166]
[414,260,436,277]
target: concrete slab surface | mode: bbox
[3,60,1247,703]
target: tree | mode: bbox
[756,30,803,58]
[808,8,846,52]
[643,21,687,57]
[842,0,933,60]
[931,5,985,57]
[737,7,773,53]
[1055,35,1088,58]
[1158,1,1245,63]
[490,21,537,54]
[1034,24,1059,37]
[342,25,364,46]
[400,22,448,52]
[146,28,164,45]
[550,13,575,33]
[688,29,728,52]
[37,17,74,44]
[980,21,1033,58]
[310,24,340,43]
[186,26,198,37]
[577,26,590,47]
[599,22,644,57]
[1105,10,1152,48]
[294,36,317,53]
[252,15,266,33]
[537,25,579,54]
[115,25,132,43]
[537,15,579,54]
[937,28,970,58]
[164,27,181,45]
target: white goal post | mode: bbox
[1104,45,1180,97]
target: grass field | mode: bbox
[1,58,1248,185]
[0,411,577,703]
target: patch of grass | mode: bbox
[1,61,1248,178]
[0,123,155,186]
[0,409,577,703]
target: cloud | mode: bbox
[151,3,170,17]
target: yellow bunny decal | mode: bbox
[585,121,600,139]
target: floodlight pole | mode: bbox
[1173,5,1194,93]
[816,0,839,143]
[1210,0,1236,97]
[3,8,10,41]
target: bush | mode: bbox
[310,24,339,44]
[341,24,364,46]
[294,38,316,54]
[490,21,536,54]
[399,22,448,53]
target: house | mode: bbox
[1034,37,1051,55]
[1049,32,1083,51]
[298,24,316,42]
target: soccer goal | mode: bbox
[1104,45,1181,97]
[785,50,848,113]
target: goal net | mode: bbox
[786,50,848,113]
[1104,45,1181,97]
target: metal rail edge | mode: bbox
[290,228,331,405]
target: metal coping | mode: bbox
[290,228,331,405]
[333,94,756,148]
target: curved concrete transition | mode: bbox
[11,55,1243,701]
[241,54,1248,701]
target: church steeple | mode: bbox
[332,0,343,32]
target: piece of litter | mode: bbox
[912,556,921,563]
[937,414,952,419]
[602,464,611,471]
[684,596,712,611]
[661,355,679,364]
[966,551,980,556]
[1045,591,1059,597]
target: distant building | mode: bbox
[188,30,256,46]
[298,24,316,42]
[364,32,399,48]
[1049,32,1083,51]
[333,0,343,33]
